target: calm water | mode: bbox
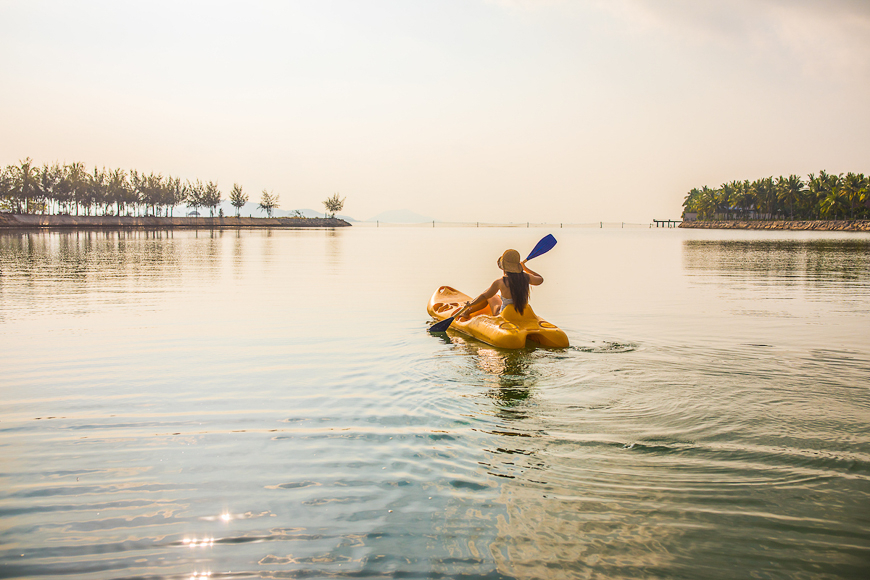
[1,226,869,580]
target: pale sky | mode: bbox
[2,0,868,223]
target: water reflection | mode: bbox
[478,349,534,411]
[0,230,186,279]
[438,338,691,578]
[0,231,252,329]
[325,228,344,272]
[437,333,536,411]
[683,238,870,285]
[3,228,868,579]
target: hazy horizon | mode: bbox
[2,0,869,223]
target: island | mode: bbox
[678,171,869,231]
[0,214,350,229]
[1,158,351,229]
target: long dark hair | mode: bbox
[504,271,530,314]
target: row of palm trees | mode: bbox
[683,171,869,221]
[0,158,244,217]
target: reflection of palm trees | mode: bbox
[683,238,870,285]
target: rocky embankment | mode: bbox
[679,220,870,232]
[0,214,351,229]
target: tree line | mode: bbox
[683,171,869,221]
[0,158,285,218]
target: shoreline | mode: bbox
[0,214,351,229]
[679,219,870,232]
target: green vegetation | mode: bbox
[229,183,248,217]
[0,158,221,217]
[258,190,279,218]
[323,193,345,218]
[0,158,297,219]
[683,172,869,221]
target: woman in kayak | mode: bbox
[463,249,543,316]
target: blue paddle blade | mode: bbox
[526,234,557,261]
[428,315,456,333]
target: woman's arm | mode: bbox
[522,262,544,285]
[464,279,501,312]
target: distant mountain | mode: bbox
[366,209,435,223]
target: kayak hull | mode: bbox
[427,286,569,349]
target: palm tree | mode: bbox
[718,183,734,219]
[725,181,740,218]
[820,186,847,219]
[62,162,87,215]
[37,163,62,215]
[87,167,111,216]
[698,186,717,220]
[726,180,755,219]
[749,179,764,218]
[52,166,70,214]
[841,172,864,219]
[682,187,702,218]
[106,169,128,216]
[824,172,843,219]
[806,173,823,219]
[858,174,869,219]
[9,158,41,213]
[776,174,804,220]
[752,177,778,219]
[809,170,843,220]
[0,166,12,212]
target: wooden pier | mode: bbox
[653,219,681,228]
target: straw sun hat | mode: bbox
[497,249,523,273]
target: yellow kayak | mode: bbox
[427,285,569,349]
